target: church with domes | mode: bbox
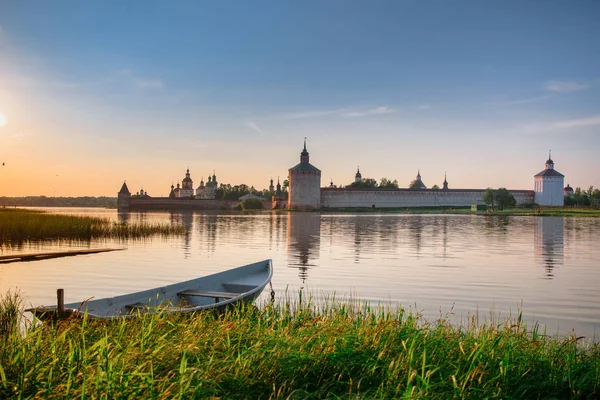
[168,169,218,199]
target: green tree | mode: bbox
[239,197,264,210]
[483,188,497,210]
[409,180,424,190]
[348,178,378,188]
[495,188,516,210]
[431,184,440,190]
[564,195,575,206]
[592,189,600,206]
[379,178,399,188]
[573,187,590,206]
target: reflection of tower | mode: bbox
[534,217,564,278]
[353,217,362,263]
[197,213,218,254]
[117,211,131,223]
[170,210,194,257]
[287,213,321,282]
[408,216,423,256]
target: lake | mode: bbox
[1,208,599,341]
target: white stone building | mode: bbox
[534,152,565,206]
[288,139,321,210]
[179,169,194,198]
[196,171,218,199]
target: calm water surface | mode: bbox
[1,208,599,340]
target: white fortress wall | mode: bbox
[321,189,534,208]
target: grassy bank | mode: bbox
[1,294,598,398]
[320,206,600,217]
[0,208,185,243]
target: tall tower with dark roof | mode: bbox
[534,151,565,206]
[288,138,321,209]
[117,181,131,209]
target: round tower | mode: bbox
[288,138,321,210]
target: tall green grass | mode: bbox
[0,209,185,243]
[1,292,598,398]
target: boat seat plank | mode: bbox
[178,290,239,299]
[125,303,148,310]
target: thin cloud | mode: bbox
[135,77,164,89]
[415,104,431,110]
[544,80,589,92]
[488,95,551,106]
[278,106,397,120]
[280,108,352,120]
[245,121,266,134]
[341,106,397,118]
[522,115,600,133]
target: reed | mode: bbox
[0,290,23,338]
[1,292,598,398]
[0,209,185,243]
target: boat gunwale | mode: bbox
[36,259,273,319]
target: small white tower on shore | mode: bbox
[534,151,565,206]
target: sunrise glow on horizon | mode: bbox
[1,1,599,197]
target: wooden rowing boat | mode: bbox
[28,259,273,319]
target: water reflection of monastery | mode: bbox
[534,217,564,278]
[287,213,321,282]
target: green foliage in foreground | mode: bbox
[1,295,598,398]
[0,209,185,243]
[240,197,264,210]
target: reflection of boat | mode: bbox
[28,260,273,319]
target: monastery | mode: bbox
[118,142,566,210]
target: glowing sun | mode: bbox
[0,113,6,127]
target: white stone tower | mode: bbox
[534,151,565,206]
[288,139,321,209]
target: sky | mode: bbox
[0,1,599,197]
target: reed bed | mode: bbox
[1,293,598,399]
[0,209,185,242]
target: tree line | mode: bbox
[215,181,288,201]
[0,196,117,208]
[564,186,600,206]
[347,178,399,189]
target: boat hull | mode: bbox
[30,259,273,319]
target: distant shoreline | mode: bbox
[305,206,600,217]
[3,202,599,217]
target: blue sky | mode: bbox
[0,1,599,196]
